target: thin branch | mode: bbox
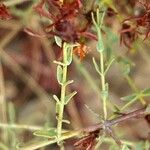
[0,123,43,131]
[20,107,148,150]
[83,107,146,133]
[74,107,147,149]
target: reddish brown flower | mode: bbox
[106,7,117,17]
[25,0,97,43]
[73,44,89,60]
[74,130,99,150]
[120,22,139,48]
[0,3,12,20]
[122,0,150,44]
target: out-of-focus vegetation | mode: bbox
[0,0,150,150]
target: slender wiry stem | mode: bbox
[0,123,43,131]
[83,107,146,133]
[73,107,147,149]
[100,51,107,120]
[92,10,108,120]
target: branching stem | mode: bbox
[57,44,68,149]
[83,107,146,133]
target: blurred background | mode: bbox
[0,0,150,149]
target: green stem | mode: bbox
[92,10,108,120]
[57,44,68,149]
[100,52,107,120]
[0,123,43,131]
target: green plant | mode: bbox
[54,40,77,149]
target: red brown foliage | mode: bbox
[74,130,99,150]
[0,3,12,20]
[26,0,97,43]
[121,0,150,48]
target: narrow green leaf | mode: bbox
[62,119,70,124]
[122,89,150,102]
[92,57,101,75]
[63,43,73,65]
[142,88,150,96]
[64,80,74,86]
[121,94,137,101]
[54,36,62,47]
[65,91,77,105]
[57,65,63,84]
[53,61,66,66]
[117,56,134,66]
[85,104,99,118]
[91,12,97,27]
[96,8,101,25]
[113,104,121,112]
[66,45,73,65]
[33,129,57,138]
[100,10,105,27]
[104,57,115,75]
[53,95,60,103]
